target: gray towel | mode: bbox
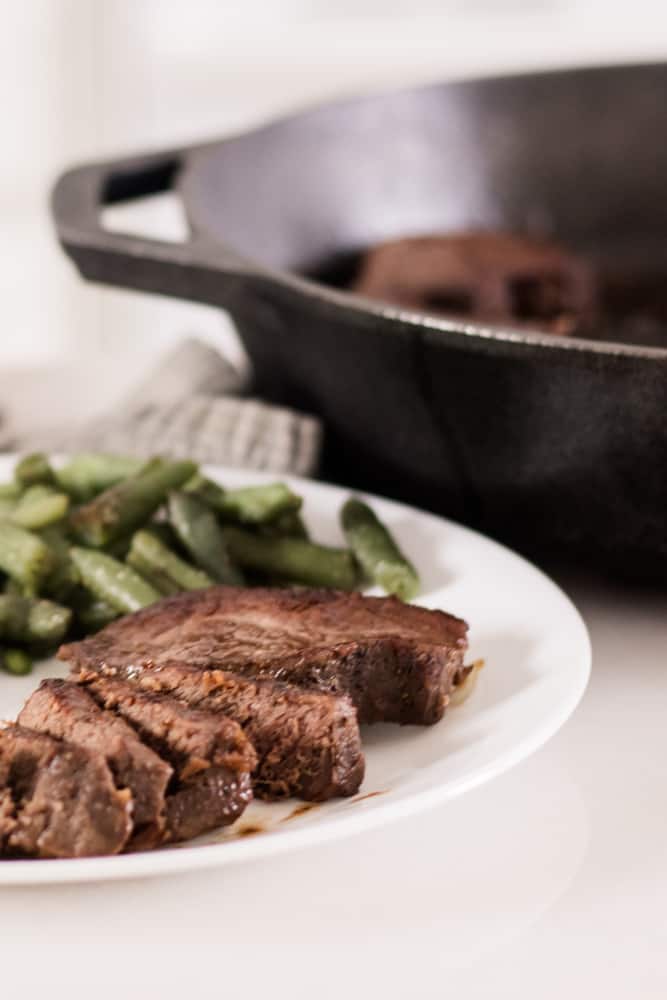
[3,340,322,478]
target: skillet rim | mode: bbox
[178,60,667,363]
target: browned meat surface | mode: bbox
[352,231,598,336]
[60,586,468,725]
[0,788,16,851]
[74,661,364,801]
[0,723,131,858]
[80,675,255,841]
[18,679,172,847]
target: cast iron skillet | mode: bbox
[52,62,667,581]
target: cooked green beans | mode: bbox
[0,497,16,519]
[70,548,161,614]
[72,593,120,632]
[260,510,310,540]
[0,521,56,596]
[124,559,180,596]
[168,492,243,585]
[1,647,33,675]
[56,453,145,501]
[0,595,71,645]
[186,477,303,526]
[214,482,302,525]
[0,453,423,672]
[15,452,55,488]
[143,521,186,555]
[70,459,196,547]
[341,498,419,601]
[224,526,358,590]
[39,525,79,601]
[183,473,227,508]
[0,594,29,638]
[127,530,213,594]
[11,485,69,530]
[26,599,73,645]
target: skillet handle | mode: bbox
[51,149,252,308]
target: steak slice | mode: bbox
[0,787,16,852]
[19,679,172,847]
[79,675,255,841]
[0,723,132,858]
[59,586,469,725]
[73,661,364,801]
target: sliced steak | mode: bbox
[18,679,171,847]
[352,231,598,336]
[0,787,16,852]
[0,723,131,858]
[74,661,364,801]
[80,675,255,841]
[59,586,469,725]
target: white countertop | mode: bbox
[0,547,665,997]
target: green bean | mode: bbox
[125,554,181,596]
[39,525,79,600]
[259,510,309,540]
[223,526,358,590]
[72,592,119,632]
[15,452,55,488]
[0,496,16,519]
[0,594,71,644]
[25,599,72,645]
[168,492,243,585]
[1,647,33,676]
[70,547,161,614]
[0,594,29,637]
[185,475,301,525]
[11,485,69,529]
[56,453,145,501]
[0,521,56,595]
[214,483,302,525]
[128,530,213,594]
[70,459,197,547]
[341,498,419,601]
[103,533,134,561]
[136,456,168,476]
[144,521,187,555]
[183,473,227,508]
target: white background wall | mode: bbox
[2,0,667,380]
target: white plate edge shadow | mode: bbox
[0,458,591,885]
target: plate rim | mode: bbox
[0,457,591,885]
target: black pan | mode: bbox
[52,62,667,581]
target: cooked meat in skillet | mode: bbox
[0,788,17,849]
[59,586,469,725]
[80,675,255,842]
[352,231,599,336]
[73,661,364,802]
[0,723,132,858]
[19,679,171,848]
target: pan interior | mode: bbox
[181,63,667,346]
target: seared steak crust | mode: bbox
[0,723,132,858]
[75,661,364,801]
[19,679,171,846]
[80,675,255,841]
[60,587,468,725]
[0,788,17,851]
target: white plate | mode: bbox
[0,458,590,884]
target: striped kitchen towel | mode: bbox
[2,339,322,478]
